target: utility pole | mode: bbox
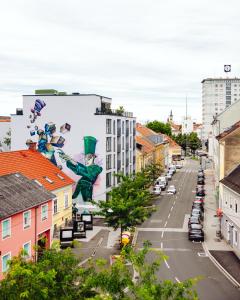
[185,95,188,156]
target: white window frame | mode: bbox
[23,210,31,229]
[23,241,31,258]
[233,229,238,246]
[41,204,48,221]
[53,199,58,214]
[2,252,11,273]
[64,194,69,209]
[2,218,11,240]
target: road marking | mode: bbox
[161,231,164,238]
[168,214,171,219]
[175,277,180,283]
[164,259,170,269]
[161,242,163,249]
[164,221,168,227]
[171,206,173,211]
[173,201,176,205]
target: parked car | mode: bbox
[166,173,172,180]
[191,208,204,220]
[176,164,183,169]
[188,229,204,242]
[188,216,202,227]
[181,156,185,160]
[152,186,161,195]
[196,189,205,197]
[195,196,205,201]
[197,179,205,185]
[155,181,166,190]
[193,199,204,205]
[192,203,204,212]
[189,223,203,230]
[198,172,205,178]
[167,185,176,194]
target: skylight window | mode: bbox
[43,176,54,184]
[33,179,43,186]
[56,173,64,180]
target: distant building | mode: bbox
[167,111,181,136]
[0,173,55,279]
[202,77,240,141]
[11,90,136,211]
[181,116,193,135]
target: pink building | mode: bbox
[0,173,55,279]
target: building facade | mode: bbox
[11,91,136,211]
[202,77,240,141]
[0,149,74,237]
[0,116,11,151]
[181,116,193,135]
[0,173,55,279]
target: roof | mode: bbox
[220,165,240,195]
[0,116,10,122]
[193,123,202,130]
[171,123,182,131]
[136,123,165,145]
[216,121,240,141]
[201,77,240,83]
[162,134,181,148]
[136,123,156,136]
[0,173,55,219]
[135,136,154,154]
[23,93,112,100]
[0,150,74,191]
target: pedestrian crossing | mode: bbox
[178,169,197,173]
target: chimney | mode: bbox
[26,139,37,151]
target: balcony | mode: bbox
[95,107,134,118]
[117,128,121,137]
[126,128,129,136]
[126,158,129,166]
[117,144,121,153]
[117,160,121,170]
[126,143,129,151]
[133,128,136,136]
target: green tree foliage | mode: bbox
[172,133,201,154]
[146,121,172,136]
[143,162,164,185]
[3,129,11,147]
[92,173,154,244]
[0,243,199,300]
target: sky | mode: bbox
[0,0,240,124]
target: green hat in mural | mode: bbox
[84,136,97,155]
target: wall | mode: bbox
[52,185,72,230]
[0,121,10,151]
[0,200,52,279]
[224,134,240,176]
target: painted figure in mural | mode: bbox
[58,136,103,201]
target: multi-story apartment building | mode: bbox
[202,77,240,141]
[0,116,11,151]
[11,90,136,211]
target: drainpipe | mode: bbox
[34,206,38,262]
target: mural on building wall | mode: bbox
[26,99,71,166]
[58,136,103,202]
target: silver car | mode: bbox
[167,185,176,194]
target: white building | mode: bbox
[181,116,193,135]
[0,116,11,151]
[11,90,136,211]
[202,77,240,141]
[220,165,240,259]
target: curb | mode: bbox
[202,242,240,289]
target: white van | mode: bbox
[152,186,161,195]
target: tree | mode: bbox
[0,243,200,300]
[116,106,125,116]
[146,121,172,136]
[188,132,201,155]
[143,162,164,184]
[92,174,153,246]
[3,129,11,147]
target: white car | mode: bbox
[166,173,172,180]
[167,185,176,194]
[176,164,183,169]
[152,186,161,195]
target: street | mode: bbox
[136,158,240,300]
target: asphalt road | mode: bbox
[136,158,240,300]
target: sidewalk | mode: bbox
[203,163,240,287]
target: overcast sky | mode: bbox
[0,0,240,123]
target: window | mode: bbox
[106,172,112,188]
[64,194,69,209]
[106,154,112,170]
[106,137,111,152]
[122,121,125,134]
[23,242,31,258]
[234,230,238,246]
[43,176,54,184]
[106,119,112,134]
[113,137,116,152]
[122,136,124,150]
[34,179,42,186]
[23,211,31,229]
[2,219,11,239]
[236,203,238,213]
[53,199,58,214]
[2,253,11,273]
[113,154,116,169]
[41,204,48,221]
[113,120,116,135]
[56,173,64,180]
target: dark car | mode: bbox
[188,216,201,227]
[193,199,204,205]
[188,229,204,242]
[198,172,205,178]
[189,223,203,230]
[197,179,205,185]
[196,190,205,197]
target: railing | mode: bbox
[95,108,134,118]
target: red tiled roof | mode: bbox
[171,123,181,131]
[162,134,181,148]
[135,136,154,154]
[0,116,10,122]
[0,150,74,191]
[136,123,157,136]
[216,121,240,141]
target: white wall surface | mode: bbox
[0,121,10,151]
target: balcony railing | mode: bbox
[126,128,129,136]
[117,160,121,170]
[117,128,121,137]
[126,143,129,151]
[117,144,121,153]
[95,108,134,118]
